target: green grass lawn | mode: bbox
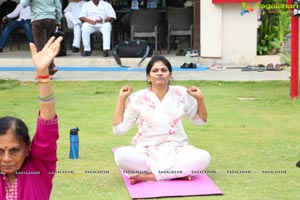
[1,80,299,200]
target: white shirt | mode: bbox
[113,86,205,147]
[78,0,116,26]
[7,4,31,21]
[64,0,85,17]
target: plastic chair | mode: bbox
[90,31,103,50]
[90,19,115,51]
[130,9,161,52]
[166,6,193,53]
[9,28,26,51]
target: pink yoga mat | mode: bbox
[113,149,223,199]
[119,170,223,199]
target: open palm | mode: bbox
[29,36,63,72]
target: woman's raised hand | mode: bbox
[187,86,204,101]
[29,36,63,75]
[118,85,133,100]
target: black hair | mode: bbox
[0,116,31,146]
[146,55,173,76]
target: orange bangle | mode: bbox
[36,75,50,79]
[37,78,50,83]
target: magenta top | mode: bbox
[0,113,59,200]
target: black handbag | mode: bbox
[53,26,67,57]
[112,40,152,67]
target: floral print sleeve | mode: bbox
[113,94,140,135]
[181,87,206,125]
[114,86,205,146]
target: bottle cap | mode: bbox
[70,127,79,135]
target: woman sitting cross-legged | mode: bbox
[113,55,211,184]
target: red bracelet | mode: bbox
[36,75,50,79]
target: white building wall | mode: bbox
[201,0,259,65]
[200,0,222,57]
[222,3,258,65]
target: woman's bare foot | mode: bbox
[177,175,192,181]
[172,175,192,181]
[129,173,156,185]
[128,174,192,184]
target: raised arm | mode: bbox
[113,85,133,126]
[187,86,208,122]
[29,36,63,120]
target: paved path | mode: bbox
[0,51,290,81]
[0,67,290,82]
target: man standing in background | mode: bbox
[20,0,62,76]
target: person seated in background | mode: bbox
[0,0,17,23]
[0,3,33,52]
[63,0,85,53]
[79,0,116,57]
[113,55,210,184]
[0,36,62,199]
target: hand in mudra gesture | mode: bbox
[187,86,204,101]
[119,85,133,100]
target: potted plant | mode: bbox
[257,0,291,55]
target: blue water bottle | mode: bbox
[69,127,79,159]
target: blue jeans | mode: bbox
[0,19,34,49]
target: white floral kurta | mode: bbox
[113,85,206,175]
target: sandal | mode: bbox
[257,64,265,72]
[189,63,197,68]
[180,63,190,69]
[49,67,58,76]
[266,63,274,71]
[210,64,225,71]
[242,65,257,71]
[274,64,283,71]
[186,49,199,57]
